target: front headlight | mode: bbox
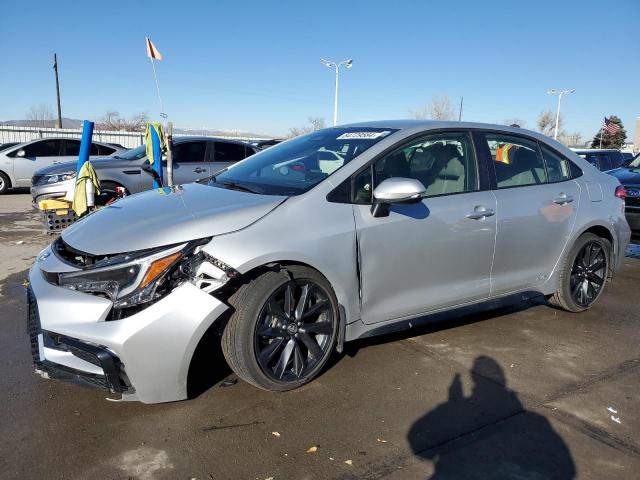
[37,171,76,186]
[58,243,187,308]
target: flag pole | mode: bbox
[149,57,165,118]
[599,119,604,149]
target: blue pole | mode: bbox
[76,120,94,176]
[150,126,163,188]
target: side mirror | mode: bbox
[371,177,426,217]
[16,149,26,158]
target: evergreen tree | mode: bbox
[591,116,626,149]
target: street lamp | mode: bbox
[321,58,353,126]
[547,88,575,139]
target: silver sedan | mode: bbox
[30,136,257,204]
[28,120,630,403]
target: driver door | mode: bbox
[13,139,64,186]
[352,131,497,324]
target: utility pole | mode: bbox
[53,54,63,129]
[458,96,464,121]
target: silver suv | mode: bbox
[0,137,125,194]
[30,136,257,204]
[28,121,631,403]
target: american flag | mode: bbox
[602,117,621,135]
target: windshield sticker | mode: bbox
[337,131,391,140]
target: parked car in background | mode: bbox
[31,137,257,204]
[27,121,630,403]
[249,139,283,150]
[0,138,126,194]
[607,154,640,237]
[571,149,626,171]
[0,142,20,152]
[621,152,635,163]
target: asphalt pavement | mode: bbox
[1,192,639,480]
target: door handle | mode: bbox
[193,167,206,173]
[553,193,574,205]
[466,205,495,220]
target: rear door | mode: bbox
[169,140,209,185]
[211,141,252,173]
[476,132,581,295]
[13,139,64,186]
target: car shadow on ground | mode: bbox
[6,187,30,194]
[407,355,576,479]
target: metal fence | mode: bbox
[0,125,269,149]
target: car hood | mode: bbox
[62,182,287,255]
[35,156,137,175]
[607,167,640,185]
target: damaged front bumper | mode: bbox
[27,247,229,403]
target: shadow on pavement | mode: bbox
[408,356,576,479]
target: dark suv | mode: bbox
[572,149,626,171]
[607,153,640,237]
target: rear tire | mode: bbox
[548,233,611,312]
[221,266,339,391]
[0,171,10,194]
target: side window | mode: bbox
[172,141,206,164]
[215,142,247,162]
[245,146,256,158]
[483,134,547,188]
[64,140,81,156]
[22,139,63,157]
[541,145,572,182]
[372,132,478,199]
[90,143,115,156]
[598,154,612,171]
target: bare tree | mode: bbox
[96,111,149,132]
[411,95,456,121]
[26,104,54,127]
[559,131,583,148]
[503,118,527,128]
[288,116,326,138]
[537,110,564,138]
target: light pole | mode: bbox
[547,88,575,139]
[321,58,353,126]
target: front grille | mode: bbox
[26,287,129,394]
[27,287,41,363]
[31,174,45,186]
[52,237,99,267]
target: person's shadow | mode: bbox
[408,356,575,479]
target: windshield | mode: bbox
[116,145,147,160]
[212,127,395,195]
[627,154,640,169]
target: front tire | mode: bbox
[548,233,611,312]
[0,171,10,194]
[221,266,338,391]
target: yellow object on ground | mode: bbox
[144,123,168,167]
[72,161,101,217]
[38,199,72,211]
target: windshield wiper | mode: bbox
[216,181,264,194]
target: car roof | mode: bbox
[339,119,560,143]
[172,136,249,145]
[571,148,620,153]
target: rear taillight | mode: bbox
[615,185,627,200]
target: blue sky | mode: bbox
[1,0,638,138]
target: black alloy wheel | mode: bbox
[254,280,335,382]
[569,240,607,308]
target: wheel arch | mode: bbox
[185,258,348,390]
[0,168,13,190]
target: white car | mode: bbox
[0,137,126,193]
